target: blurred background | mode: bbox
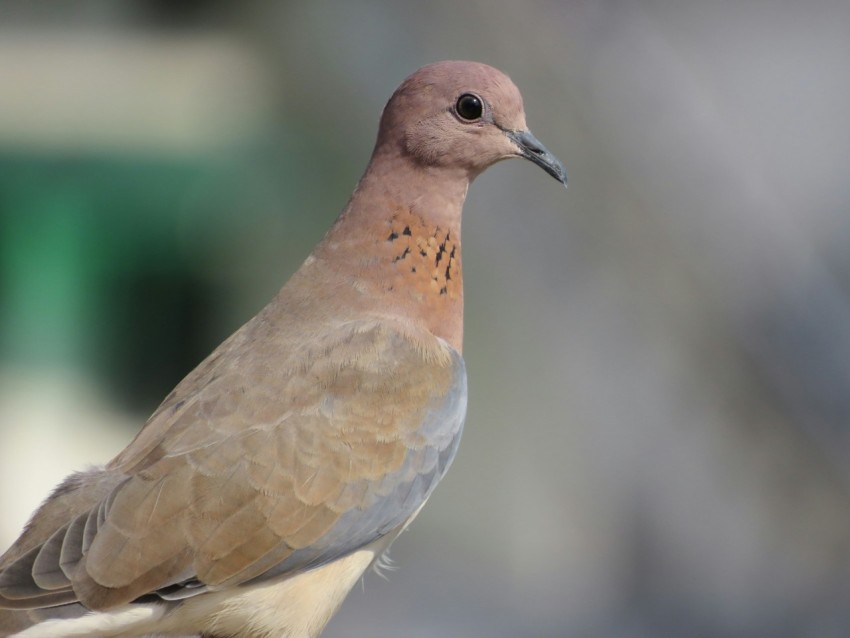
[2,1,850,636]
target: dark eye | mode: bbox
[455,93,483,121]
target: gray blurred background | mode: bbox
[2,1,850,636]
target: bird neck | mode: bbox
[310,151,468,352]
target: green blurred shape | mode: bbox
[0,153,211,410]
[1,167,99,367]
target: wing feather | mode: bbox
[0,320,466,613]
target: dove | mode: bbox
[0,60,566,638]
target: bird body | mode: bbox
[0,60,566,637]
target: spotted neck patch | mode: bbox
[383,208,461,300]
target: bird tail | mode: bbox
[0,603,167,638]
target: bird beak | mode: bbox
[505,129,567,187]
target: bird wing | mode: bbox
[0,319,466,611]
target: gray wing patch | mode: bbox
[1,334,468,609]
[159,348,467,598]
[250,347,466,582]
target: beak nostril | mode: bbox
[504,129,567,186]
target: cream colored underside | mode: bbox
[13,536,396,638]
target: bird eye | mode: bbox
[455,93,483,121]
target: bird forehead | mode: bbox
[397,60,525,121]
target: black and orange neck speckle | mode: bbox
[306,140,469,352]
[306,199,465,352]
[383,209,461,301]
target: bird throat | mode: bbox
[313,159,468,351]
[383,206,461,301]
[375,205,464,349]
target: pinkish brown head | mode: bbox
[375,60,567,185]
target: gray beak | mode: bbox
[506,129,567,187]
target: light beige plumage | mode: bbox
[0,60,566,638]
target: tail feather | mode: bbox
[0,603,166,638]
